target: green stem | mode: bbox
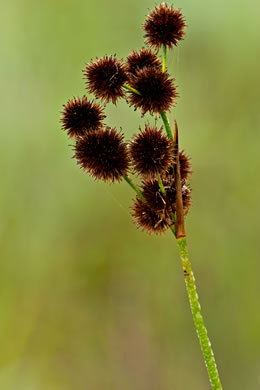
[160,45,173,141]
[123,175,146,201]
[176,236,223,390]
[162,44,167,72]
[160,111,173,140]
[123,84,142,96]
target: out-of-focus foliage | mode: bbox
[0,0,260,388]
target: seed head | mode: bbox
[129,125,174,178]
[132,175,192,234]
[132,177,174,234]
[128,67,177,115]
[132,197,170,234]
[143,3,186,50]
[61,96,105,139]
[73,127,129,182]
[83,56,129,104]
[126,48,162,77]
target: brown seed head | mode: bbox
[143,3,186,50]
[129,125,174,178]
[128,67,177,115]
[83,56,129,104]
[61,96,105,138]
[126,48,162,77]
[73,127,129,182]
[132,197,170,235]
[132,173,192,234]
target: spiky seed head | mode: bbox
[61,96,105,139]
[126,48,162,77]
[83,56,129,104]
[131,177,175,234]
[143,3,186,50]
[132,197,170,234]
[129,125,174,178]
[179,150,192,180]
[128,67,177,115]
[132,174,192,234]
[73,127,129,182]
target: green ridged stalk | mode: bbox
[162,43,167,72]
[176,237,222,389]
[160,111,173,139]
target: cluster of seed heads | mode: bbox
[61,2,191,234]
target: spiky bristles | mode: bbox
[142,176,176,214]
[132,198,170,234]
[132,176,191,234]
[83,56,129,104]
[126,48,162,77]
[129,125,174,178]
[61,96,105,138]
[143,3,186,50]
[128,67,177,115]
[179,150,192,180]
[73,127,129,182]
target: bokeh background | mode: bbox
[1,0,260,388]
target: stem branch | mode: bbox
[123,175,146,201]
[123,84,142,96]
[162,44,167,72]
[160,111,173,140]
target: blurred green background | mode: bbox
[1,0,260,388]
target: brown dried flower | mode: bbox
[73,127,129,182]
[61,96,105,139]
[132,197,170,234]
[128,67,177,115]
[132,175,191,234]
[143,3,186,50]
[129,125,174,178]
[83,55,129,104]
[126,48,162,77]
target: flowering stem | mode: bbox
[123,84,142,96]
[123,175,146,201]
[175,235,223,390]
[160,111,173,139]
[162,44,167,72]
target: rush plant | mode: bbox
[61,3,223,389]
